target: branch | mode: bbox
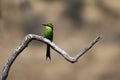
[0,34,102,80]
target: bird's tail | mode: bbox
[46,44,51,60]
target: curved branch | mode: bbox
[0,34,102,80]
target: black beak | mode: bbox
[42,24,47,26]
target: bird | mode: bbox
[42,23,53,60]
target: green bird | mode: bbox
[42,23,53,60]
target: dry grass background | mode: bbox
[0,0,120,80]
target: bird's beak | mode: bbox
[42,24,47,26]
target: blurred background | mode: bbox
[0,0,120,80]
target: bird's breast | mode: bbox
[44,29,53,39]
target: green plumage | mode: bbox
[43,23,53,60]
[44,28,53,40]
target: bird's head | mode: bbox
[42,23,53,29]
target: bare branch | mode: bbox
[0,34,102,80]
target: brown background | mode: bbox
[0,0,120,80]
